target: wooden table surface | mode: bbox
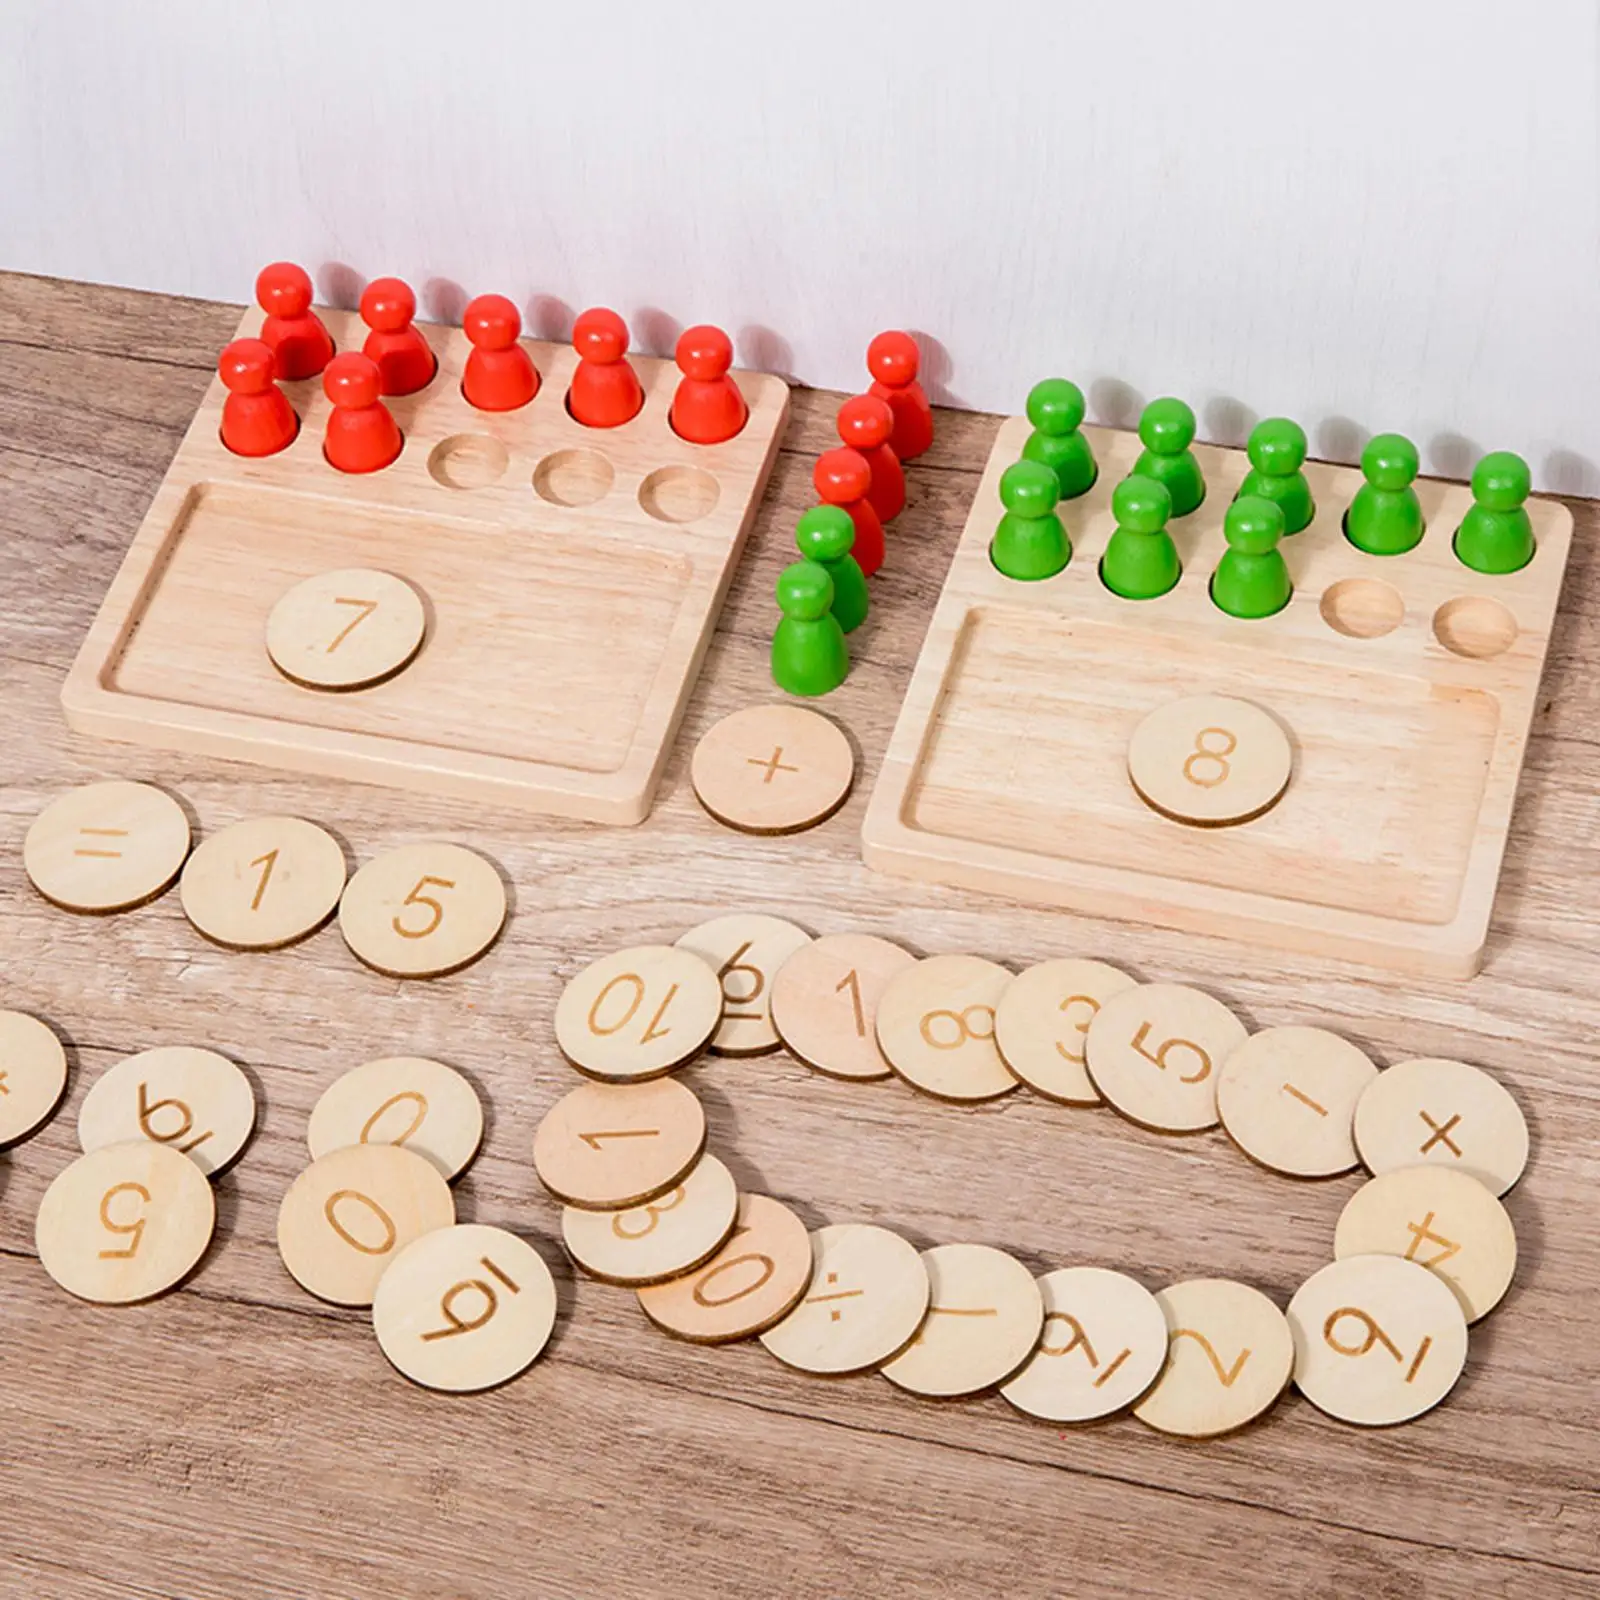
[2,272,1597,1600]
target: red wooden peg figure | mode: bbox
[837,394,904,522]
[567,307,644,428]
[360,276,435,396]
[670,324,747,445]
[461,293,539,411]
[218,338,298,457]
[322,352,402,474]
[814,447,884,577]
[866,330,933,461]
[255,261,334,381]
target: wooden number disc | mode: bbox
[0,1010,69,1149]
[77,1045,257,1178]
[1128,694,1293,827]
[875,954,1019,1103]
[338,842,506,978]
[1287,1254,1468,1426]
[1353,1058,1529,1197]
[1217,1025,1379,1178]
[880,1243,1044,1398]
[759,1222,931,1376]
[372,1223,556,1393]
[770,932,915,1081]
[994,959,1139,1105]
[179,814,347,950]
[674,913,813,1056]
[24,780,190,913]
[691,704,855,835]
[36,1141,215,1304]
[266,567,427,691]
[533,1076,706,1210]
[1084,983,1247,1133]
[561,1152,738,1286]
[308,1056,484,1182]
[554,944,723,1081]
[637,1192,814,1343]
[1132,1278,1294,1438]
[1000,1266,1170,1423]
[1334,1166,1515,1323]
[276,1143,455,1306]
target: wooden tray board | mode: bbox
[61,307,790,824]
[861,417,1573,977]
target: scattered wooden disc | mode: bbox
[1353,1058,1529,1197]
[372,1223,556,1393]
[770,932,915,1081]
[24,780,191,913]
[179,814,347,950]
[77,1045,257,1178]
[637,1192,814,1343]
[266,567,427,691]
[875,954,1019,1103]
[308,1056,484,1182]
[533,1076,706,1210]
[1217,1025,1379,1178]
[338,841,506,978]
[1287,1253,1469,1426]
[0,1009,70,1149]
[554,944,723,1081]
[1128,694,1293,827]
[1000,1266,1170,1423]
[36,1141,215,1304]
[276,1143,455,1306]
[759,1222,931,1376]
[1084,983,1247,1133]
[691,704,855,834]
[1334,1165,1516,1323]
[1131,1278,1295,1438]
[561,1152,738,1286]
[880,1243,1044,1398]
[674,913,813,1056]
[993,959,1139,1105]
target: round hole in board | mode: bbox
[1432,596,1518,660]
[639,465,720,525]
[1318,578,1405,639]
[427,433,509,490]
[532,448,616,507]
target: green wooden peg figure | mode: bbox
[1132,396,1205,518]
[1344,432,1424,555]
[1021,378,1097,500]
[1101,473,1179,599]
[795,505,869,632]
[1211,494,1291,618]
[771,560,849,697]
[990,459,1070,581]
[1236,417,1315,534]
[1454,450,1535,574]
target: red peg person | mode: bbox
[867,330,933,461]
[814,447,884,577]
[670,324,748,445]
[255,261,334,380]
[218,338,298,457]
[359,276,436,396]
[461,293,539,411]
[567,307,643,428]
[322,352,402,474]
[837,394,904,522]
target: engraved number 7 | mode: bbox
[392,876,454,940]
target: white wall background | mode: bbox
[4,0,1597,493]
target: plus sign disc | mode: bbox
[690,704,855,835]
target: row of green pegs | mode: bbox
[771,506,869,696]
[998,382,1537,609]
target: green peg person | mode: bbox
[1344,432,1423,555]
[1101,473,1179,600]
[1021,378,1097,500]
[1454,450,1535,574]
[795,504,869,633]
[1132,396,1205,518]
[1237,417,1315,534]
[1211,495,1291,619]
[990,459,1070,581]
[771,560,849,697]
